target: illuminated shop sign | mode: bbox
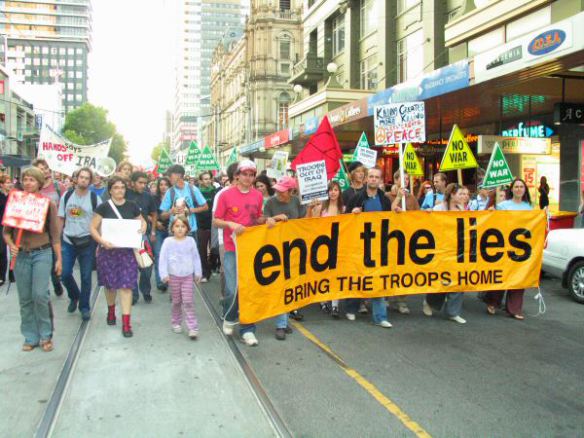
[528,29,566,56]
[501,122,554,138]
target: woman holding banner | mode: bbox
[90,176,146,337]
[422,183,467,324]
[484,178,532,320]
[3,167,62,352]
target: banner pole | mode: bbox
[457,169,463,186]
[9,228,23,271]
[399,143,406,211]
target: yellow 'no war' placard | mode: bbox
[403,143,424,176]
[236,210,546,324]
[440,124,478,171]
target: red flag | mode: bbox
[291,116,342,180]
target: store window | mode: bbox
[360,53,378,90]
[396,29,424,83]
[332,14,345,56]
[278,92,290,129]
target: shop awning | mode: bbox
[0,154,32,168]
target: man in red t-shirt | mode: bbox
[213,160,265,346]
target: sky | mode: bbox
[88,0,175,166]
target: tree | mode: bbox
[151,140,170,163]
[63,103,128,162]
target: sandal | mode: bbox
[22,344,37,352]
[511,314,525,320]
[40,339,54,352]
[486,305,496,315]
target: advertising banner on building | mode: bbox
[236,210,546,323]
[265,129,290,149]
[37,124,112,176]
[478,135,551,155]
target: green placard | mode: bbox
[482,142,514,189]
[184,141,201,176]
[332,160,350,190]
[195,145,221,171]
[352,132,370,161]
[226,147,238,166]
[157,148,173,175]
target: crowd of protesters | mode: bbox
[2,156,544,352]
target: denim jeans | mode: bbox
[61,240,95,312]
[274,313,288,329]
[153,229,168,288]
[427,292,464,317]
[14,247,53,344]
[223,251,255,335]
[133,234,153,299]
[345,298,389,324]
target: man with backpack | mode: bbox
[58,167,101,321]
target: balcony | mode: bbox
[289,53,325,87]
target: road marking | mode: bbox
[291,321,432,438]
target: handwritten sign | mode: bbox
[374,102,425,145]
[354,146,378,169]
[37,124,112,176]
[2,190,50,233]
[297,160,328,204]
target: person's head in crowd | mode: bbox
[0,175,10,193]
[432,172,448,194]
[148,181,157,196]
[76,167,93,191]
[323,180,344,213]
[116,160,133,180]
[226,162,238,185]
[508,178,531,204]
[32,158,52,184]
[443,183,465,209]
[254,174,274,198]
[93,173,104,187]
[273,175,297,203]
[199,171,213,189]
[220,174,229,186]
[366,167,383,191]
[156,176,171,199]
[348,161,366,186]
[107,175,128,201]
[166,164,186,187]
[393,169,409,190]
[235,160,257,190]
[21,167,45,193]
[131,171,149,194]
[189,176,196,186]
[459,185,470,207]
[497,185,508,204]
[170,214,190,238]
[417,179,432,201]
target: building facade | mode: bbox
[0,0,92,113]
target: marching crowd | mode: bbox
[3,157,542,352]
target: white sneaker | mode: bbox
[172,325,182,334]
[222,320,236,336]
[346,313,356,321]
[422,299,433,317]
[241,332,259,346]
[450,315,467,324]
[358,303,369,314]
[200,278,208,283]
[188,329,198,339]
[397,303,410,315]
[376,320,392,328]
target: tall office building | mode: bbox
[0,0,92,113]
[173,0,244,151]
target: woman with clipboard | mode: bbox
[90,176,146,337]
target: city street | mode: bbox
[1,274,582,437]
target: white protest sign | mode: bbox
[267,150,289,179]
[354,147,378,169]
[37,124,112,176]
[374,101,426,145]
[296,160,328,204]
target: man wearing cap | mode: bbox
[213,159,266,346]
[264,175,307,340]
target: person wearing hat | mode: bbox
[3,167,62,352]
[264,175,307,340]
[213,159,266,346]
[342,161,367,206]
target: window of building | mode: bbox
[24,46,31,53]
[33,58,40,66]
[279,34,292,75]
[360,53,378,90]
[50,47,57,55]
[396,29,424,83]
[467,27,504,57]
[59,47,66,55]
[279,0,290,10]
[332,14,345,56]
[278,93,290,129]
[68,48,74,55]
[397,0,420,15]
[360,0,375,38]
[76,71,83,78]
[33,46,40,54]
[42,46,48,54]
[68,59,74,66]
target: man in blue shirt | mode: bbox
[421,172,447,210]
[159,165,208,240]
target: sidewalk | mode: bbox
[51,282,278,437]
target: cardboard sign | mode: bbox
[267,151,289,179]
[37,124,112,176]
[354,147,378,169]
[236,210,546,323]
[297,160,328,204]
[332,161,350,190]
[440,124,478,171]
[2,190,51,233]
[157,148,173,175]
[403,143,424,176]
[482,143,514,188]
[374,102,426,145]
[195,145,221,171]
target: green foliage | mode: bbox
[151,140,169,162]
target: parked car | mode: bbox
[542,228,584,304]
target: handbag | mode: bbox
[107,200,153,268]
[67,234,92,248]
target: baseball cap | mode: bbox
[273,175,297,192]
[237,159,257,174]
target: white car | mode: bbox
[542,228,584,304]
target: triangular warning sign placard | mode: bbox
[157,148,173,175]
[482,143,514,189]
[440,124,478,171]
[352,132,370,161]
[195,145,221,171]
[403,143,424,176]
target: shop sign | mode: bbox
[426,134,478,147]
[501,121,554,138]
[368,60,469,115]
[554,102,584,125]
[239,138,264,155]
[304,116,319,135]
[474,12,583,84]
[264,129,290,149]
[328,100,367,127]
[477,135,551,155]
